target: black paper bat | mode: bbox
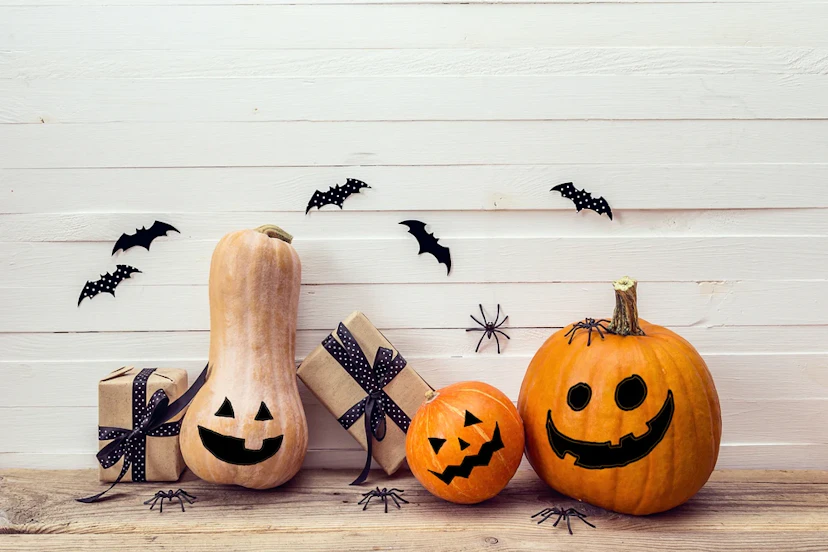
[78,265,142,306]
[400,220,452,275]
[112,220,180,255]
[551,182,613,220]
[305,178,371,214]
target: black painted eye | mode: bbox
[464,410,483,427]
[615,375,648,411]
[567,383,592,411]
[215,397,235,418]
[458,438,471,451]
[429,437,446,454]
[255,401,273,421]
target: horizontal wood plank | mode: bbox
[4,4,828,50]
[3,210,826,241]
[3,353,826,408]
[1,281,825,332]
[5,165,828,212]
[2,238,826,287]
[1,398,825,455]
[5,121,828,168]
[6,75,828,123]
[4,326,827,361]
[5,48,827,79]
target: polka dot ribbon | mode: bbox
[77,365,209,503]
[322,323,410,485]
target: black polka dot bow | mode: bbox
[322,323,410,485]
[78,366,208,503]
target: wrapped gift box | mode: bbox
[298,312,432,479]
[98,366,189,482]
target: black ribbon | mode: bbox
[322,323,409,485]
[77,365,208,503]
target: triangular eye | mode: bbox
[464,410,483,427]
[458,438,471,451]
[215,397,235,418]
[255,401,273,421]
[428,437,446,454]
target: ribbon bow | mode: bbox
[322,323,409,485]
[77,366,208,503]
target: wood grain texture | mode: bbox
[5,4,828,49]
[2,281,825,333]
[5,48,827,79]
[5,165,828,212]
[4,121,828,168]
[3,238,827,286]
[5,75,828,123]
[0,469,827,551]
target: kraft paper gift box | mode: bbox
[97,366,189,483]
[298,312,432,480]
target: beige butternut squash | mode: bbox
[180,225,308,489]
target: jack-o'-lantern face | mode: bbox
[426,409,505,484]
[406,382,524,504]
[546,375,674,469]
[518,278,722,515]
[198,397,284,465]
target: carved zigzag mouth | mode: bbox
[546,390,674,470]
[428,423,505,484]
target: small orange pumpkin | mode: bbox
[180,225,308,489]
[406,381,524,504]
[518,277,721,515]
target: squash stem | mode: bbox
[255,224,293,244]
[607,276,646,336]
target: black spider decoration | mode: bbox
[564,318,611,346]
[466,304,510,354]
[358,487,408,513]
[532,507,596,535]
[144,489,197,513]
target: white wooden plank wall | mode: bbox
[1,0,827,471]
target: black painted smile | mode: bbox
[546,390,674,469]
[429,423,505,484]
[198,426,284,466]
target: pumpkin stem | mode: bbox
[608,276,646,337]
[254,224,293,244]
[425,390,439,402]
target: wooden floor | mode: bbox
[1,469,826,551]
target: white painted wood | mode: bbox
[5,166,828,212]
[5,326,828,362]
[1,280,824,333]
[3,210,826,241]
[4,121,828,168]
[1,0,825,470]
[2,238,825,287]
[5,4,828,50]
[5,48,826,79]
[3,354,826,409]
[6,76,828,123]
[1,398,824,455]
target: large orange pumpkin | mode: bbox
[406,381,524,504]
[180,225,308,489]
[518,277,721,515]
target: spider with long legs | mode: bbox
[144,489,197,513]
[358,487,408,513]
[466,304,510,354]
[532,507,595,534]
[564,318,611,346]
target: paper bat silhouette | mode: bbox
[305,178,371,214]
[400,220,452,275]
[78,265,142,306]
[112,221,180,255]
[551,182,613,220]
